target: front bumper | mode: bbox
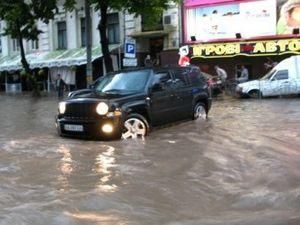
[235,86,246,98]
[55,115,123,140]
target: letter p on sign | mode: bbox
[124,39,136,58]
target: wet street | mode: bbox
[0,93,300,225]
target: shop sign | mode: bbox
[191,38,300,58]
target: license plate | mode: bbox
[64,124,84,132]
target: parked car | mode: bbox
[55,66,212,140]
[236,56,300,98]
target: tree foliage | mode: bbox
[0,0,58,96]
[65,0,181,73]
[0,1,58,68]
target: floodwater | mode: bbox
[0,93,300,225]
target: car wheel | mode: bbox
[248,90,262,98]
[192,103,207,120]
[122,113,149,140]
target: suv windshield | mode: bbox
[95,69,151,93]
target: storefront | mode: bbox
[173,0,300,79]
[190,37,300,79]
[0,45,120,92]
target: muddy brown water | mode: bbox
[0,93,300,225]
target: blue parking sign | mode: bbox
[124,39,136,58]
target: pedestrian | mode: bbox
[214,65,227,83]
[56,74,66,98]
[264,57,278,71]
[236,65,249,83]
[144,55,153,67]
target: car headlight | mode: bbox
[236,86,243,92]
[58,102,66,114]
[96,102,109,115]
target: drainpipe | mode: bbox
[85,0,92,87]
[5,71,7,92]
[179,3,183,46]
[47,70,50,93]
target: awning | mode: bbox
[0,44,120,72]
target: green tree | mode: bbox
[66,0,180,73]
[0,0,58,96]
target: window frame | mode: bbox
[12,39,20,52]
[80,17,86,47]
[107,13,120,44]
[30,39,39,51]
[57,21,67,49]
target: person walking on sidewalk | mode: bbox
[56,74,66,98]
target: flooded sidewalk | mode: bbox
[0,93,300,225]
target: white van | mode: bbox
[236,56,300,98]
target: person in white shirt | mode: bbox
[214,65,227,83]
[237,65,249,83]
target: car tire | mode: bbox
[248,90,262,98]
[122,113,149,140]
[192,102,207,120]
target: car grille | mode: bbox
[64,102,98,119]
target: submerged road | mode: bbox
[0,93,300,225]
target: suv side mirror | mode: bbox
[89,84,95,89]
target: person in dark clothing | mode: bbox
[56,74,66,98]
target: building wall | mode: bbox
[125,4,180,51]
[0,1,179,55]
[0,1,180,70]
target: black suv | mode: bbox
[55,66,212,139]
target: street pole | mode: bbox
[118,44,121,70]
[85,0,92,87]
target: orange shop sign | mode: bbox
[191,38,300,58]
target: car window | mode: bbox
[95,70,150,92]
[189,68,205,85]
[261,69,276,80]
[173,68,189,86]
[273,70,289,80]
[153,71,172,85]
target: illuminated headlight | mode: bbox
[58,102,66,114]
[96,102,109,115]
[102,124,113,133]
